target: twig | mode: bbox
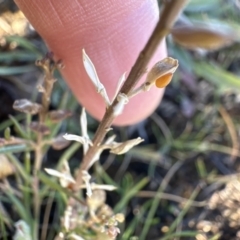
[33,54,62,240]
[74,0,189,189]
[41,191,55,240]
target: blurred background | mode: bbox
[1,0,240,239]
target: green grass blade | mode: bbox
[5,191,31,224]
[6,153,32,183]
[0,51,38,62]
[194,61,240,92]
[0,114,25,132]
[57,142,81,169]
[0,144,30,154]
[9,115,29,139]
[0,66,36,76]
[5,36,41,55]
[185,0,220,12]
[164,186,201,236]
[114,177,149,213]
[160,231,199,240]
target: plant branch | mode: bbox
[74,0,189,189]
[33,54,61,239]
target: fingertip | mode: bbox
[15,0,167,125]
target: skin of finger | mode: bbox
[15,0,167,126]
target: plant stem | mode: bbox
[74,0,189,189]
[33,140,42,240]
[33,55,58,239]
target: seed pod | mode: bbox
[13,99,42,115]
[29,122,50,135]
[171,25,237,50]
[155,72,173,88]
[145,57,178,90]
[48,110,72,122]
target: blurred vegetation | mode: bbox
[1,0,240,239]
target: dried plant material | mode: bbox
[81,183,117,192]
[114,213,125,223]
[105,135,117,145]
[82,170,92,197]
[80,108,90,154]
[45,161,75,188]
[51,135,70,150]
[112,72,126,104]
[63,133,93,147]
[48,110,72,122]
[36,84,45,93]
[89,145,111,168]
[0,11,29,37]
[110,137,144,155]
[0,154,15,179]
[62,206,72,231]
[29,122,50,135]
[88,135,117,168]
[113,93,129,117]
[145,58,178,89]
[171,25,237,50]
[80,108,88,138]
[82,49,111,107]
[196,179,240,238]
[13,99,42,115]
[107,226,120,239]
[13,220,32,240]
[128,58,178,98]
[87,189,106,211]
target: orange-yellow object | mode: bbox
[155,73,173,88]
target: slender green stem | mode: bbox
[139,160,184,240]
[164,186,201,236]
